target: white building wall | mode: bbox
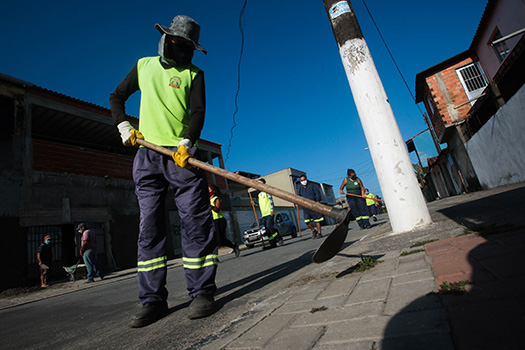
[466,84,525,188]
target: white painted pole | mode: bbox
[324,0,432,233]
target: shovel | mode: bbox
[135,139,352,263]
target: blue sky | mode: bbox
[0,0,487,198]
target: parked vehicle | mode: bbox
[243,212,297,248]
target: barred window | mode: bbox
[491,30,510,63]
[456,62,488,103]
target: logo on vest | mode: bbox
[169,76,182,89]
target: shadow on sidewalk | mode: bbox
[436,186,525,228]
[382,231,525,349]
[213,251,315,312]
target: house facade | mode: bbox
[415,0,525,196]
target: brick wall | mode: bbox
[33,139,134,180]
[425,57,474,140]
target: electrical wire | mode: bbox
[360,0,426,116]
[224,0,248,163]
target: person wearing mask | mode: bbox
[340,169,371,229]
[37,235,52,288]
[255,178,283,249]
[364,189,378,222]
[77,223,103,283]
[297,174,324,239]
[209,185,240,257]
[109,15,218,327]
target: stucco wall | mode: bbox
[466,84,525,188]
[473,0,525,79]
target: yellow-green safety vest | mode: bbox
[258,192,273,217]
[136,56,201,146]
[365,193,376,206]
[210,196,224,220]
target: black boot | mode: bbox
[187,294,216,319]
[131,301,168,328]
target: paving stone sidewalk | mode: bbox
[202,182,525,350]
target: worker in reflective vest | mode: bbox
[209,185,240,257]
[257,178,283,249]
[110,15,217,327]
[365,189,378,222]
[340,169,371,229]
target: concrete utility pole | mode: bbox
[323,0,432,233]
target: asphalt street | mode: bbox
[0,218,379,350]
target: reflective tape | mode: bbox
[183,254,219,269]
[268,232,279,241]
[137,256,167,272]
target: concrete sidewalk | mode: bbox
[200,182,525,350]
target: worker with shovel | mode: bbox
[339,169,371,229]
[110,15,217,327]
[255,178,284,249]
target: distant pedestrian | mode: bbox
[297,174,324,239]
[365,189,378,222]
[209,185,240,257]
[255,178,283,249]
[77,223,104,283]
[340,169,371,229]
[37,235,52,288]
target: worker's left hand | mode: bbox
[173,144,193,169]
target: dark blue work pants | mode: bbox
[346,195,370,228]
[133,147,218,304]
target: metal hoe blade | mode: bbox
[312,211,353,263]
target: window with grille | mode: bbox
[491,30,510,63]
[456,62,488,103]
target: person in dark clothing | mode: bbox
[209,185,240,257]
[37,234,52,288]
[340,169,371,229]
[109,15,217,327]
[297,174,324,239]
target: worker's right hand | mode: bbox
[117,121,143,146]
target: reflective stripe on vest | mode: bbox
[210,196,224,220]
[137,256,167,272]
[183,255,219,269]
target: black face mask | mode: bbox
[170,43,194,66]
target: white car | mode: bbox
[243,213,298,248]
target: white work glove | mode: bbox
[178,138,192,149]
[117,121,143,146]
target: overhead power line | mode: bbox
[225,0,248,163]
[360,0,425,116]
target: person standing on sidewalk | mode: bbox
[365,189,378,222]
[109,15,218,327]
[77,223,103,283]
[37,235,52,288]
[255,178,283,249]
[340,169,371,229]
[209,185,240,257]
[297,174,324,239]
